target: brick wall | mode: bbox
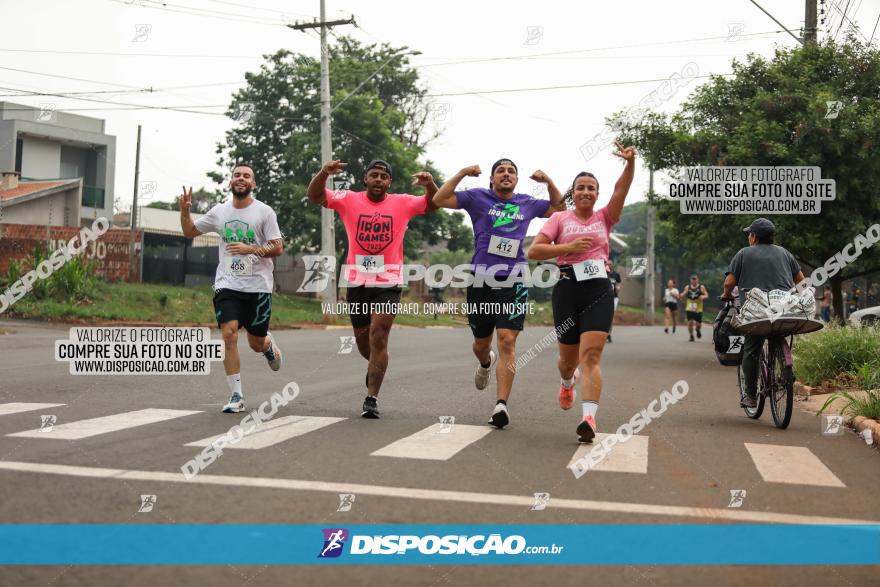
[0,223,143,282]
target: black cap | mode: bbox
[491,158,518,175]
[365,159,392,177]
[742,218,775,238]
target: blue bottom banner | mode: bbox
[1,524,879,565]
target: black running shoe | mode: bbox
[362,395,380,419]
[488,403,509,428]
[696,328,702,339]
[577,415,597,443]
[689,335,695,342]
[740,393,757,408]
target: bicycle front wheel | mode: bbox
[738,361,764,419]
[769,338,794,429]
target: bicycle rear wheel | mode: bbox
[738,361,764,419]
[769,338,794,429]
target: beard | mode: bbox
[232,185,252,199]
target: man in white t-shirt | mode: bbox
[180,164,284,413]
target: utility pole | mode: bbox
[804,0,818,44]
[644,169,656,325]
[129,124,141,282]
[289,3,355,311]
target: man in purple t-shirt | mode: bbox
[433,159,564,428]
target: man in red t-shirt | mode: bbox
[308,159,438,418]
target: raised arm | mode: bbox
[307,160,347,207]
[411,171,440,213]
[605,142,636,224]
[179,186,202,239]
[433,165,481,209]
[529,170,566,217]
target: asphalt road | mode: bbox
[0,318,878,586]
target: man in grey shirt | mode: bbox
[721,218,804,407]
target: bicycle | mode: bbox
[737,332,795,429]
[720,296,821,430]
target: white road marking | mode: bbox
[185,415,346,450]
[0,403,66,417]
[371,423,492,460]
[745,443,846,488]
[0,460,873,525]
[567,434,649,474]
[6,409,202,440]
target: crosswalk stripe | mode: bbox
[185,415,346,450]
[744,443,846,488]
[0,403,66,417]
[7,409,202,440]
[566,434,649,474]
[371,423,492,461]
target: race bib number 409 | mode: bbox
[573,259,607,281]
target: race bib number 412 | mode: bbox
[488,235,520,259]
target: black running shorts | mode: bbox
[466,283,529,339]
[213,289,272,337]
[552,271,614,343]
[346,286,402,329]
[686,311,703,322]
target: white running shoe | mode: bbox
[263,332,282,371]
[221,392,246,414]
[474,350,497,390]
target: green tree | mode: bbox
[209,37,471,258]
[613,37,880,319]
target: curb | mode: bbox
[848,416,880,447]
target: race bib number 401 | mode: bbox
[572,259,607,281]
[488,235,520,259]
[355,254,385,274]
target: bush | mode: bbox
[818,389,880,420]
[49,256,101,301]
[793,325,880,387]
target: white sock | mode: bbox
[561,375,575,389]
[226,373,242,397]
[582,401,598,419]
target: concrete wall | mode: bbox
[0,105,116,226]
[19,136,60,180]
[0,186,81,227]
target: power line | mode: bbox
[107,0,287,26]
[829,0,871,41]
[870,9,880,43]
[835,0,854,40]
[423,74,723,98]
[0,47,262,59]
[201,0,314,18]
[416,30,792,68]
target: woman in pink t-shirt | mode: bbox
[527,143,636,443]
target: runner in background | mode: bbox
[433,159,564,428]
[663,279,679,334]
[606,262,621,343]
[180,164,283,414]
[526,143,636,443]
[307,159,438,418]
[682,274,709,342]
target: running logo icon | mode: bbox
[531,492,550,511]
[337,494,355,512]
[39,415,57,432]
[727,336,744,353]
[727,489,746,508]
[298,255,335,293]
[629,257,647,276]
[338,336,355,354]
[318,528,349,558]
[822,414,844,435]
[138,494,157,513]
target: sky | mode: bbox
[1,0,878,234]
